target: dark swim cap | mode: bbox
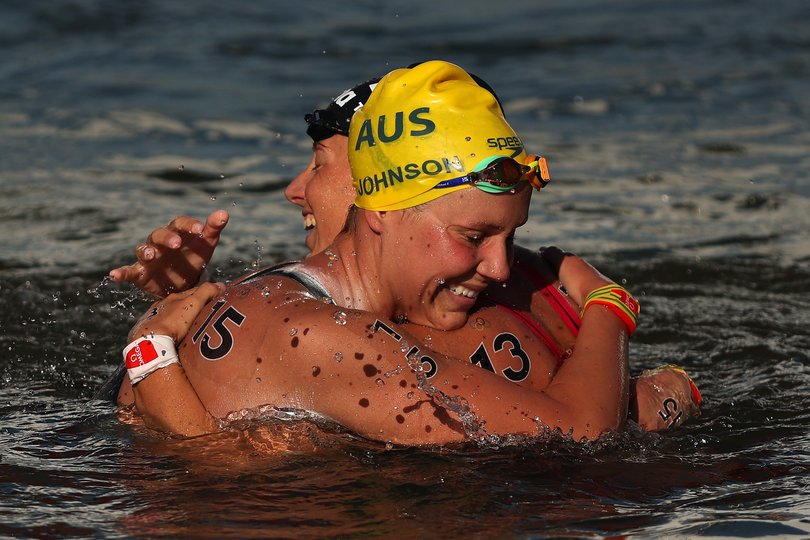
[305,78,380,142]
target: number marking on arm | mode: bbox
[193,301,246,361]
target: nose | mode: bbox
[284,157,315,206]
[477,238,512,283]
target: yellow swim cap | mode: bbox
[349,60,529,211]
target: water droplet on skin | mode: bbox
[385,441,394,450]
[333,311,348,325]
[178,164,185,171]
[465,136,471,142]
[219,173,225,179]
[375,378,385,387]
[435,278,445,285]
[407,391,414,399]
[211,196,217,201]
[256,377,262,383]
[289,327,298,336]
[334,352,344,363]
[276,281,284,289]
[400,342,410,353]
[261,288,271,298]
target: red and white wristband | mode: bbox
[123,334,179,386]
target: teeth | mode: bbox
[304,214,316,230]
[448,285,478,298]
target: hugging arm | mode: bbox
[532,246,702,431]
[127,277,629,443]
[124,283,223,436]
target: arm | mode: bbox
[133,275,629,443]
[124,283,224,435]
[109,210,229,298]
[259,284,629,443]
[525,246,702,431]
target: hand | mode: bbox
[539,246,612,305]
[109,210,229,298]
[629,365,702,431]
[128,282,225,343]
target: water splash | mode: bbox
[332,311,348,325]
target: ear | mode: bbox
[363,210,388,235]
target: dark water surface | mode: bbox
[2,0,809,537]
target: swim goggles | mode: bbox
[433,155,550,194]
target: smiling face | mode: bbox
[283,134,354,254]
[375,185,532,330]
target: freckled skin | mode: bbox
[130,189,670,443]
[396,414,405,424]
[291,337,299,347]
[312,366,321,377]
[354,352,364,360]
[359,398,369,408]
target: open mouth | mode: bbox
[447,284,479,299]
[304,214,316,231]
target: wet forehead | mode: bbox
[422,186,532,230]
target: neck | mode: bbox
[301,217,394,316]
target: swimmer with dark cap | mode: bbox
[111,61,701,441]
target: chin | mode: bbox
[422,311,469,332]
[304,232,320,254]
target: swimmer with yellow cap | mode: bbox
[350,60,549,212]
[127,60,635,445]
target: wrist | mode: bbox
[123,334,180,385]
[582,283,640,335]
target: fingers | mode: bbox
[134,242,156,262]
[108,263,144,283]
[537,246,568,274]
[194,281,227,301]
[165,281,224,301]
[202,210,229,241]
[148,215,203,249]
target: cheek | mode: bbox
[413,227,476,274]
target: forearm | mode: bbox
[544,307,630,438]
[132,364,219,437]
[123,282,226,436]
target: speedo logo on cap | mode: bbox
[487,136,524,158]
[354,107,436,150]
